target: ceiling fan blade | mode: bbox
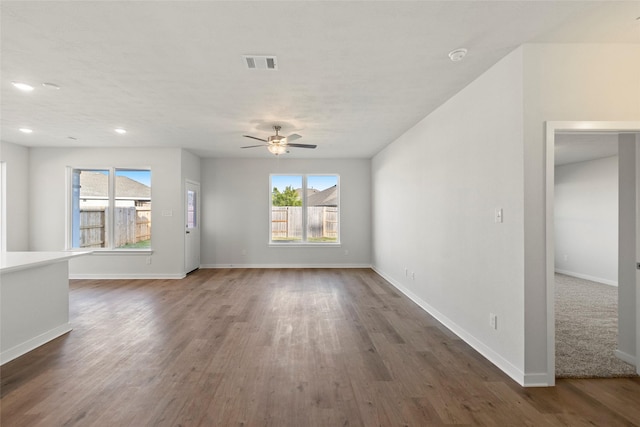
[241,144,267,149]
[286,133,302,142]
[243,135,268,142]
[287,143,317,149]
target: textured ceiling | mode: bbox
[1,1,639,159]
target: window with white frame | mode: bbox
[69,168,151,250]
[270,174,339,244]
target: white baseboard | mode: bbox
[69,273,186,280]
[523,372,554,387]
[1,323,72,365]
[71,266,373,278]
[554,269,617,287]
[371,266,534,387]
[615,349,637,366]
[200,263,372,269]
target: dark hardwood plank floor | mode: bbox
[1,268,639,426]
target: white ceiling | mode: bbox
[1,1,639,159]
[555,133,620,166]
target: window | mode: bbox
[69,168,151,250]
[270,174,339,244]
[187,189,197,228]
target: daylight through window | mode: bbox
[270,174,339,244]
[70,168,151,250]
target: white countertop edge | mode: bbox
[1,251,93,274]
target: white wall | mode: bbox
[0,141,30,251]
[372,48,526,383]
[372,43,640,386]
[200,158,370,267]
[28,147,194,278]
[554,155,618,285]
[181,149,201,185]
[524,44,640,381]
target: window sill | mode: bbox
[268,243,341,247]
[68,249,153,255]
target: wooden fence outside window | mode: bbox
[272,206,338,240]
[79,207,151,248]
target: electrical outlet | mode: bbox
[489,313,498,330]
[146,256,152,265]
[405,268,408,277]
[411,272,415,280]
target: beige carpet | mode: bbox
[555,273,637,378]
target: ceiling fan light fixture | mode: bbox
[268,135,286,145]
[242,125,314,153]
[268,144,287,155]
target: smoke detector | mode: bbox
[448,48,468,62]
[242,55,278,70]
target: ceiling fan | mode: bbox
[242,125,317,155]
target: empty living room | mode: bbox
[1,1,639,426]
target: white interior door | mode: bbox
[185,180,200,273]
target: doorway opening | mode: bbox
[185,180,201,274]
[545,121,640,384]
[553,131,636,377]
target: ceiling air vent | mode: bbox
[242,55,278,70]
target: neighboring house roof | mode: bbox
[307,185,337,207]
[79,171,151,199]
[296,188,318,199]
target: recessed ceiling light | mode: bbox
[19,128,33,133]
[114,128,127,134]
[42,82,60,90]
[448,48,468,62]
[12,81,34,92]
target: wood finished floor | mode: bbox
[1,268,639,426]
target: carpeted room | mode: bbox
[554,134,637,379]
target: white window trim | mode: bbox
[66,166,152,252]
[268,173,340,245]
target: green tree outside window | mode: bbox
[272,185,302,206]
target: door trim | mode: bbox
[184,179,201,274]
[545,121,640,385]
